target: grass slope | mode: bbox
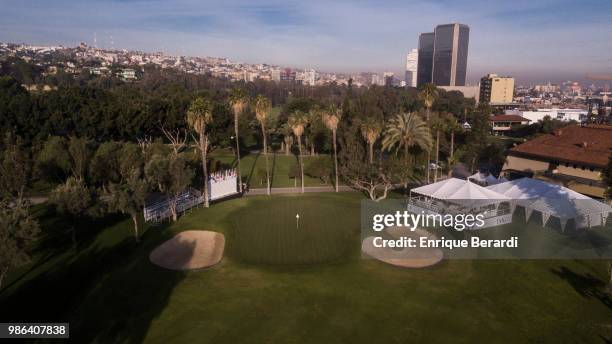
[0,193,611,343]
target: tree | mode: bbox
[187,97,213,207]
[321,104,342,192]
[89,141,122,186]
[67,136,92,181]
[0,199,40,289]
[35,136,71,183]
[0,135,39,289]
[280,123,294,156]
[145,154,194,222]
[229,88,248,193]
[49,177,96,247]
[103,173,148,242]
[430,113,446,182]
[382,113,432,188]
[360,117,382,165]
[305,157,332,184]
[288,110,310,193]
[102,143,148,242]
[444,114,462,159]
[419,83,438,182]
[254,95,272,195]
[339,123,392,201]
[419,83,438,124]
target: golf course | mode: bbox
[1,192,611,343]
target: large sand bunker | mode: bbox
[362,227,443,268]
[150,230,225,270]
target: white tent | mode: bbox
[411,178,510,207]
[468,172,500,186]
[487,178,612,229]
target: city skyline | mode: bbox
[1,0,611,84]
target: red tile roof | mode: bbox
[489,114,531,122]
[509,124,612,168]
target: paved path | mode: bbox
[246,185,356,196]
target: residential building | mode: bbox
[480,74,514,103]
[405,49,418,87]
[416,32,435,87]
[432,23,470,86]
[489,114,530,135]
[280,68,296,82]
[501,124,612,198]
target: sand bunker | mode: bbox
[362,227,443,268]
[150,230,225,270]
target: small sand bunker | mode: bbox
[362,227,443,268]
[150,230,225,270]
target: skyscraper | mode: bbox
[416,32,435,87]
[405,48,418,88]
[432,23,470,86]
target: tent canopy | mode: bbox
[486,178,612,223]
[411,178,509,207]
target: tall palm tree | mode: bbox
[254,95,272,195]
[430,113,445,182]
[382,112,433,186]
[229,88,248,193]
[280,123,294,156]
[444,114,462,159]
[288,110,309,193]
[419,83,438,123]
[360,117,382,164]
[419,83,438,183]
[186,96,213,207]
[321,104,342,192]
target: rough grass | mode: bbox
[0,193,611,343]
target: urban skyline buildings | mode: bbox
[417,23,470,87]
[405,49,418,88]
[416,32,435,87]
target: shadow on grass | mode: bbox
[551,266,612,310]
[0,220,190,343]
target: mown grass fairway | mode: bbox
[1,193,611,343]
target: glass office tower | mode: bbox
[432,23,470,86]
[416,32,435,87]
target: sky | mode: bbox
[1,0,611,84]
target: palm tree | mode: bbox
[254,95,272,195]
[288,110,309,193]
[419,83,438,183]
[419,83,438,123]
[280,123,294,156]
[430,113,445,182]
[187,96,213,207]
[321,104,342,192]
[444,114,462,159]
[229,88,248,193]
[360,117,382,164]
[382,112,433,187]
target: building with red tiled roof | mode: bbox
[501,124,612,198]
[489,114,530,135]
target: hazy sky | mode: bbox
[1,0,611,84]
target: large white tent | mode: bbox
[468,172,504,186]
[411,178,510,207]
[487,178,611,229]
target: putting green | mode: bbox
[228,195,359,264]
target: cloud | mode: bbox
[0,0,610,84]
